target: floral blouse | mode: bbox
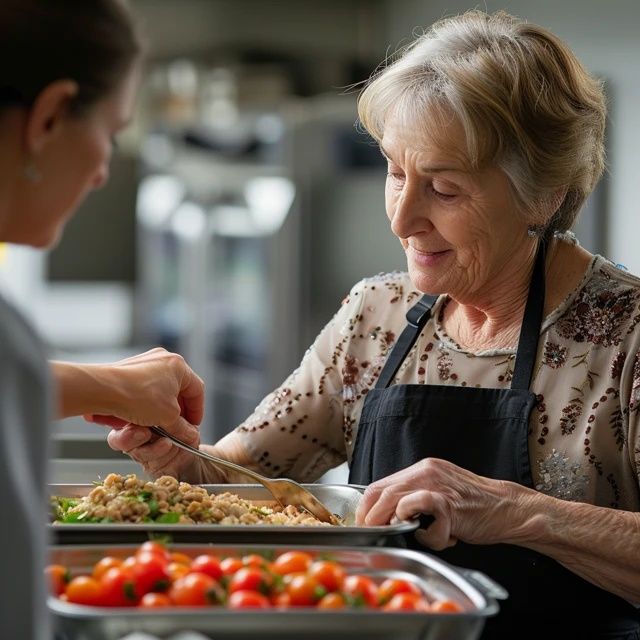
[235,254,640,512]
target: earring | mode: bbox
[23,161,42,183]
[527,226,537,238]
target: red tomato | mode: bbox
[189,554,223,581]
[317,592,346,610]
[342,575,378,608]
[92,557,123,581]
[139,592,172,608]
[308,561,345,592]
[136,541,170,562]
[169,572,224,606]
[430,599,463,613]
[45,564,70,596]
[241,553,270,569]
[220,557,244,576]
[228,590,271,609]
[228,567,273,595]
[100,567,138,607]
[132,552,171,595]
[271,551,313,576]
[65,576,103,606]
[377,578,421,605]
[286,574,325,606]
[382,593,430,612]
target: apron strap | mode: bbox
[375,240,546,392]
[375,294,438,389]
[511,241,546,391]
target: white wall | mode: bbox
[383,0,640,273]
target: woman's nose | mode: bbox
[92,164,109,190]
[389,182,432,239]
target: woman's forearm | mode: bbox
[508,489,640,602]
[51,361,117,419]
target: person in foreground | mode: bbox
[110,10,640,638]
[0,2,204,638]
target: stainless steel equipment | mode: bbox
[49,543,506,640]
[49,483,418,545]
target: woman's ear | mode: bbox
[24,80,79,154]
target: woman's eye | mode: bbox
[386,171,405,182]
[431,185,457,200]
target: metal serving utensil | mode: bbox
[149,425,341,525]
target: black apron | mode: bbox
[349,242,640,639]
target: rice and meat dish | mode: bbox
[52,473,331,526]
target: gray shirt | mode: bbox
[0,293,51,639]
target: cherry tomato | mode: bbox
[100,567,138,607]
[342,575,378,608]
[228,590,271,609]
[241,553,270,569]
[45,564,70,596]
[136,541,170,562]
[286,574,325,606]
[139,592,172,608]
[377,578,421,605]
[220,557,244,576]
[169,572,224,606]
[430,599,463,613]
[317,592,346,609]
[271,551,313,576]
[131,552,171,595]
[308,560,345,592]
[169,552,192,566]
[92,557,123,581]
[189,554,223,581]
[382,593,430,612]
[228,567,273,595]
[65,576,103,606]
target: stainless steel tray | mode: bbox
[49,483,419,546]
[49,543,505,640]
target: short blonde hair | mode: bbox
[358,10,606,235]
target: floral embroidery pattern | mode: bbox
[542,341,567,368]
[556,271,639,346]
[610,351,626,379]
[560,398,583,435]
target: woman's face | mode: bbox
[12,67,139,248]
[381,113,532,302]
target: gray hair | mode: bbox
[358,10,607,236]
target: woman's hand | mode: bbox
[52,348,207,481]
[54,347,205,426]
[105,420,206,481]
[355,457,538,550]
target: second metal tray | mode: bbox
[49,543,505,640]
[50,483,419,546]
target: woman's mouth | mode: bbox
[408,246,451,267]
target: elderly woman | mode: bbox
[0,2,205,638]
[111,11,640,638]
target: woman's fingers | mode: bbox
[107,424,152,452]
[395,490,455,551]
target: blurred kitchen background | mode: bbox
[1,0,638,482]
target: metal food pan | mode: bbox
[49,483,418,546]
[49,543,506,640]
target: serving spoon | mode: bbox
[150,425,341,525]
